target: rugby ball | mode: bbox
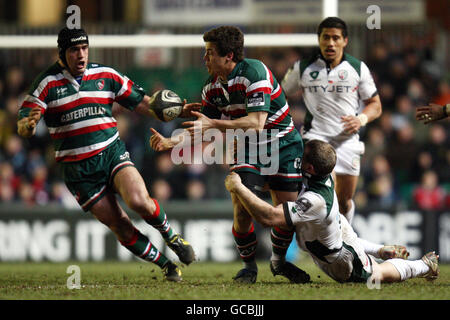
[148,89,183,122]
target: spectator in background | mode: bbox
[368,42,390,81]
[386,123,418,186]
[388,59,408,96]
[204,163,229,199]
[411,150,434,183]
[413,170,445,210]
[30,164,49,205]
[377,111,395,141]
[367,174,396,208]
[150,178,172,202]
[25,148,46,180]
[18,181,34,207]
[396,95,415,117]
[404,51,422,80]
[407,78,427,106]
[365,154,392,182]
[185,179,206,201]
[0,161,20,201]
[360,126,386,177]
[0,183,15,203]
[3,134,27,176]
[424,124,449,181]
[433,81,450,107]
[378,82,396,111]
[364,154,396,207]
[50,181,79,209]
[149,151,186,199]
[4,66,26,98]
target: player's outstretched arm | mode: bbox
[135,95,158,118]
[135,95,202,120]
[183,110,267,134]
[17,106,41,138]
[179,99,202,118]
[149,127,193,152]
[225,172,288,228]
[416,103,449,124]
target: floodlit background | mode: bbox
[0,0,448,263]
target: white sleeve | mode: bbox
[358,61,378,101]
[283,192,325,226]
[281,60,301,97]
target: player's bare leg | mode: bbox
[269,190,310,283]
[231,193,258,284]
[89,192,181,281]
[113,166,157,218]
[113,166,195,265]
[90,192,136,243]
[334,173,358,224]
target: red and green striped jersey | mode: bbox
[201,58,300,144]
[18,62,145,162]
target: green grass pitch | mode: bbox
[0,255,448,300]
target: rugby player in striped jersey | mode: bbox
[17,27,197,282]
[150,26,310,284]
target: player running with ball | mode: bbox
[150,26,309,284]
[17,27,197,282]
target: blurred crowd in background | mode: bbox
[0,32,448,212]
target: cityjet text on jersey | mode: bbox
[170,124,280,175]
[61,106,107,123]
[302,85,356,93]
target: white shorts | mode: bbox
[315,216,373,283]
[303,133,365,176]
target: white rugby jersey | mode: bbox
[283,173,343,265]
[282,53,377,141]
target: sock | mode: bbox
[342,199,355,225]
[232,223,258,272]
[358,238,384,259]
[386,258,430,281]
[270,226,294,266]
[120,228,169,268]
[144,198,175,241]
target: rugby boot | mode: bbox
[233,268,257,284]
[162,261,182,282]
[270,261,311,284]
[166,234,196,265]
[378,245,410,260]
[421,251,439,281]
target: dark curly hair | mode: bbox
[203,26,244,62]
[317,17,348,38]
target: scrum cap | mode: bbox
[57,27,89,66]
